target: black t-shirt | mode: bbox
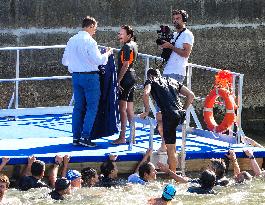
[49,190,64,200]
[18,176,48,191]
[117,41,138,73]
[144,77,183,113]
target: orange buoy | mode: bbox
[203,87,237,133]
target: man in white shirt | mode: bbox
[62,16,112,147]
[161,10,194,83]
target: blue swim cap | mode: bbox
[66,170,81,181]
[162,184,176,200]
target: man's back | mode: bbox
[146,77,183,113]
[18,175,48,191]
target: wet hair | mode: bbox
[138,162,153,179]
[199,170,216,189]
[147,68,161,79]
[100,160,115,177]
[210,159,226,178]
[82,16,97,28]
[0,174,10,188]
[31,160,45,177]
[81,167,97,186]
[121,25,136,41]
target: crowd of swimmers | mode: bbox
[0,148,265,204]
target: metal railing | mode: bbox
[0,45,245,174]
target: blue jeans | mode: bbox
[163,73,185,83]
[72,73,100,140]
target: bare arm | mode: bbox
[244,149,262,176]
[140,84,152,119]
[161,42,192,58]
[49,155,63,188]
[0,157,10,172]
[61,155,70,178]
[179,85,194,110]
[22,156,36,176]
[157,162,189,183]
[134,149,153,173]
[226,150,241,177]
[117,61,129,84]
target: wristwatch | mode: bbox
[249,155,255,159]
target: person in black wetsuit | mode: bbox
[140,68,194,172]
[208,158,229,186]
[18,158,49,191]
[98,155,120,187]
[49,178,71,200]
[112,25,138,145]
[187,170,216,194]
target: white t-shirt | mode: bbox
[163,28,194,76]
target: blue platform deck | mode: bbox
[0,114,264,165]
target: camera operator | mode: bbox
[160,9,194,83]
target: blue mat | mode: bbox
[0,114,264,165]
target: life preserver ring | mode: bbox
[203,87,237,133]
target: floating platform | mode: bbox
[0,114,264,176]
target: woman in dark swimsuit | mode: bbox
[112,25,138,144]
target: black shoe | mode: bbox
[72,139,80,146]
[79,138,97,147]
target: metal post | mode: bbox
[128,118,136,151]
[229,74,237,136]
[15,50,20,109]
[180,120,187,176]
[8,92,15,109]
[236,74,244,143]
[149,117,154,150]
[186,65,192,127]
[144,57,150,82]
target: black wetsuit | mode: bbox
[117,41,138,102]
[187,186,216,194]
[49,190,64,200]
[144,77,186,144]
[18,175,49,191]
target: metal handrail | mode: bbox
[0,44,245,174]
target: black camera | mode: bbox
[156,25,173,45]
[156,25,174,62]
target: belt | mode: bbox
[73,71,99,74]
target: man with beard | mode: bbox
[160,9,194,83]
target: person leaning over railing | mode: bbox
[140,68,194,172]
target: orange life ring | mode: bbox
[203,88,237,133]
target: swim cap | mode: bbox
[162,184,176,200]
[55,178,71,191]
[66,169,81,181]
